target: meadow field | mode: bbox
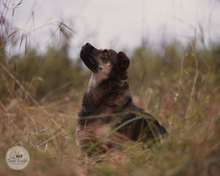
[1,2,220,176]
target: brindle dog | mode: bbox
[76,43,168,156]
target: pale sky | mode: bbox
[3,0,220,58]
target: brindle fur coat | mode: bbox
[76,43,168,156]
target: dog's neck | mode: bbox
[87,73,107,91]
[79,74,134,118]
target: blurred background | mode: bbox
[1,1,220,175]
[1,0,220,101]
[2,0,220,56]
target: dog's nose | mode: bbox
[85,43,94,50]
[85,43,92,48]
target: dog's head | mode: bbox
[80,43,130,83]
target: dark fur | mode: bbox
[76,43,168,156]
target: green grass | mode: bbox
[1,40,220,175]
[1,1,220,175]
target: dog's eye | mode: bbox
[102,50,108,56]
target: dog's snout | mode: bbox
[85,43,94,49]
[82,43,93,51]
[85,43,91,47]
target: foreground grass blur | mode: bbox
[1,2,220,176]
[1,38,220,175]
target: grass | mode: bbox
[1,1,220,175]
[1,41,220,176]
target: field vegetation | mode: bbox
[0,1,220,175]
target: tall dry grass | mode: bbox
[1,1,220,175]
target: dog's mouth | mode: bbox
[80,43,97,72]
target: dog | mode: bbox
[76,43,168,157]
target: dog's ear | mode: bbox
[118,52,130,69]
